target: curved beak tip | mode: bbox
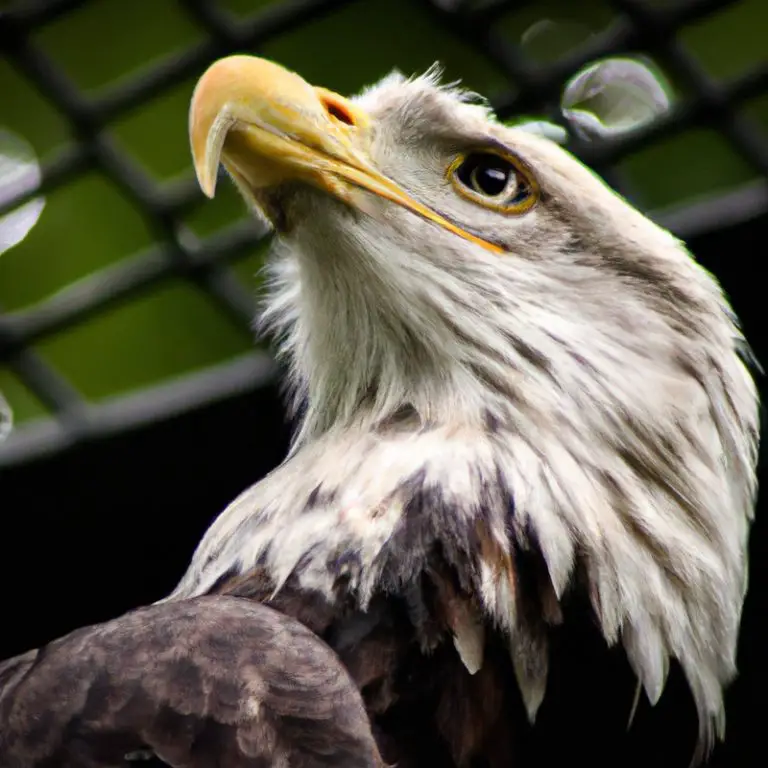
[190,61,238,199]
[189,55,324,201]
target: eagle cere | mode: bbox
[0,56,760,768]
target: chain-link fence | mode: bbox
[0,0,766,466]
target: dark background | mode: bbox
[1,1,766,766]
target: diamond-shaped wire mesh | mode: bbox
[0,0,766,465]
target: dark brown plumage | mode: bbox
[0,597,382,768]
[209,560,530,768]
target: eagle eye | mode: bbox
[449,151,538,213]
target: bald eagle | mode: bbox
[0,57,759,768]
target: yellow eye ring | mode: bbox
[447,150,539,214]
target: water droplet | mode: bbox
[510,120,568,144]
[0,128,46,257]
[0,389,12,444]
[561,57,673,140]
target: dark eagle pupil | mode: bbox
[477,166,508,196]
[457,153,513,198]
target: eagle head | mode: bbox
[181,55,759,758]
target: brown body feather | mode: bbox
[0,597,383,768]
[210,556,532,768]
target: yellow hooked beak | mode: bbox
[189,55,502,254]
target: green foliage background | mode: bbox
[1,0,766,425]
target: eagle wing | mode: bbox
[0,595,382,768]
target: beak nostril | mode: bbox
[322,97,355,126]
